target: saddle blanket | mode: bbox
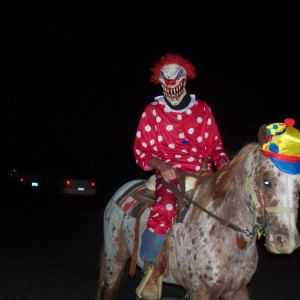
[115,179,188,222]
[116,180,146,218]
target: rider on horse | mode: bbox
[133,53,230,299]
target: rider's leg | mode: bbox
[136,175,178,299]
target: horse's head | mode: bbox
[252,119,300,254]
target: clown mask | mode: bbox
[151,54,197,106]
[159,63,187,106]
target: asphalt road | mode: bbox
[1,190,300,300]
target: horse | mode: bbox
[96,123,300,300]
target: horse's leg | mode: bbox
[95,247,110,300]
[227,286,249,300]
[188,285,250,300]
[95,249,129,300]
[95,231,130,300]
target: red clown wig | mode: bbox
[151,53,197,84]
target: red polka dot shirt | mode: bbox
[134,95,229,173]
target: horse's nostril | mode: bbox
[273,234,284,249]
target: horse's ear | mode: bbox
[258,124,269,147]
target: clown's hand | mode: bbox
[158,162,177,182]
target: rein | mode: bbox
[163,177,256,237]
[162,150,261,237]
[164,148,298,238]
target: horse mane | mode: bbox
[189,142,259,220]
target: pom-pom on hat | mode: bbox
[261,118,300,174]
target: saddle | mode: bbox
[129,165,213,278]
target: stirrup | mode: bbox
[136,261,155,299]
[136,261,162,299]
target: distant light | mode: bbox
[65,179,71,187]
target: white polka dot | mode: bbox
[215,146,221,150]
[215,135,219,141]
[142,142,147,148]
[140,153,145,158]
[207,118,212,125]
[179,132,185,138]
[175,154,181,158]
[197,117,203,123]
[186,109,192,115]
[196,165,201,171]
[166,124,173,131]
[173,164,181,168]
[149,228,155,232]
[167,189,172,193]
[136,149,141,155]
[187,157,195,162]
[142,112,146,118]
[157,184,162,189]
[150,139,155,145]
[166,204,173,210]
[153,146,158,151]
[188,128,194,134]
[152,109,157,116]
[197,136,203,143]
[205,132,209,138]
[145,125,151,132]
[158,135,163,142]
[177,115,182,120]
[182,149,187,153]
[156,116,161,122]
[191,147,197,152]
[153,213,159,217]
[157,196,162,202]
[160,223,165,227]
[168,144,175,149]
[136,131,141,138]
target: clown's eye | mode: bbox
[160,71,166,79]
[176,68,185,80]
[263,179,271,187]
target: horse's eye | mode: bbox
[263,179,271,187]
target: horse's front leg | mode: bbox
[188,286,249,300]
[229,286,249,300]
[188,286,214,300]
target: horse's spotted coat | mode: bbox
[96,143,300,300]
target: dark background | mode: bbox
[2,1,300,192]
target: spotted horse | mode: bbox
[96,119,300,300]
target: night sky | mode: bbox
[3,1,300,182]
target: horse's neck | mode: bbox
[184,166,256,231]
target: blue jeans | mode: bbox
[139,228,165,262]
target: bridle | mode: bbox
[164,148,298,237]
[245,149,298,237]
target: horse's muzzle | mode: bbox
[265,232,300,254]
